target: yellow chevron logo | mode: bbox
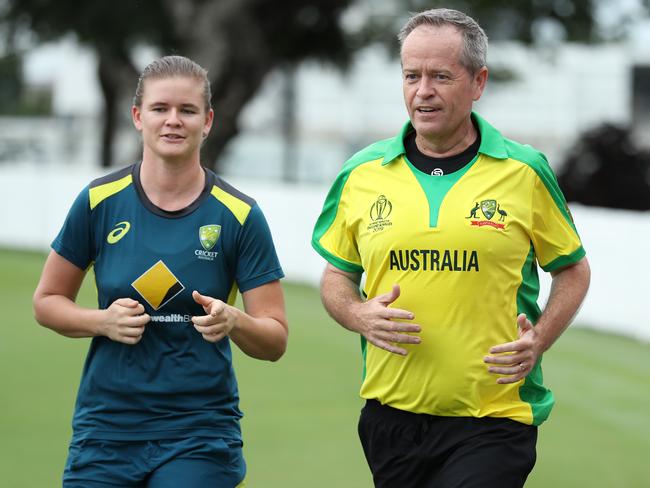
[131,260,184,310]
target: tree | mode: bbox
[4,1,176,166]
[4,0,649,169]
[348,0,604,53]
[557,124,650,210]
[4,0,353,168]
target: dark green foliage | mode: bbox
[558,124,650,210]
[0,54,22,109]
[0,54,51,115]
[2,0,648,169]
[5,1,175,48]
[350,0,607,56]
[2,0,355,168]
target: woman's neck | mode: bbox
[139,156,206,212]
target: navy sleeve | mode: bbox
[235,204,284,292]
[51,186,94,270]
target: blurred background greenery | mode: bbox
[1,0,649,206]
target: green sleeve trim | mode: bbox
[360,336,368,382]
[310,239,364,273]
[517,243,553,426]
[506,141,578,233]
[519,244,586,425]
[541,246,586,273]
[516,244,542,323]
[520,370,555,426]
[312,154,383,246]
[312,141,390,272]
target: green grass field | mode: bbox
[1,248,648,487]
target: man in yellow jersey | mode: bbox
[311,8,590,488]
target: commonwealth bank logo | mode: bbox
[132,260,184,310]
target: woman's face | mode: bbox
[132,76,213,163]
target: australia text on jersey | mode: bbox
[390,249,479,272]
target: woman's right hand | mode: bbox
[101,298,150,345]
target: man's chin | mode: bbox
[412,121,445,139]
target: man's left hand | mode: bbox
[484,313,541,384]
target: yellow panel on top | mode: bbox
[89,174,133,210]
[210,186,251,225]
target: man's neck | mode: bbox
[415,119,478,158]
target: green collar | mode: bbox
[381,111,509,165]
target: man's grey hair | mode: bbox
[398,8,488,74]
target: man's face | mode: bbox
[401,25,487,148]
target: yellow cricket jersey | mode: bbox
[312,113,585,426]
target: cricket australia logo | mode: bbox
[466,199,508,229]
[196,224,221,261]
[368,195,393,233]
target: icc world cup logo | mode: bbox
[370,195,393,221]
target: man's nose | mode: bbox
[416,76,436,98]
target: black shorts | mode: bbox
[358,400,537,488]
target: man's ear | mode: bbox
[473,66,489,102]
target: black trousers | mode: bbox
[358,400,537,488]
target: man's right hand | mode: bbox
[101,298,150,345]
[352,284,421,356]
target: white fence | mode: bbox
[1,166,648,342]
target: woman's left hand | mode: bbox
[191,291,237,343]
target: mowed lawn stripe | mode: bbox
[0,248,648,487]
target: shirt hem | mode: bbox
[310,239,364,273]
[71,426,241,442]
[238,268,284,293]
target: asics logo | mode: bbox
[107,221,131,244]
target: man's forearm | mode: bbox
[320,267,364,334]
[319,265,420,355]
[536,257,591,352]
